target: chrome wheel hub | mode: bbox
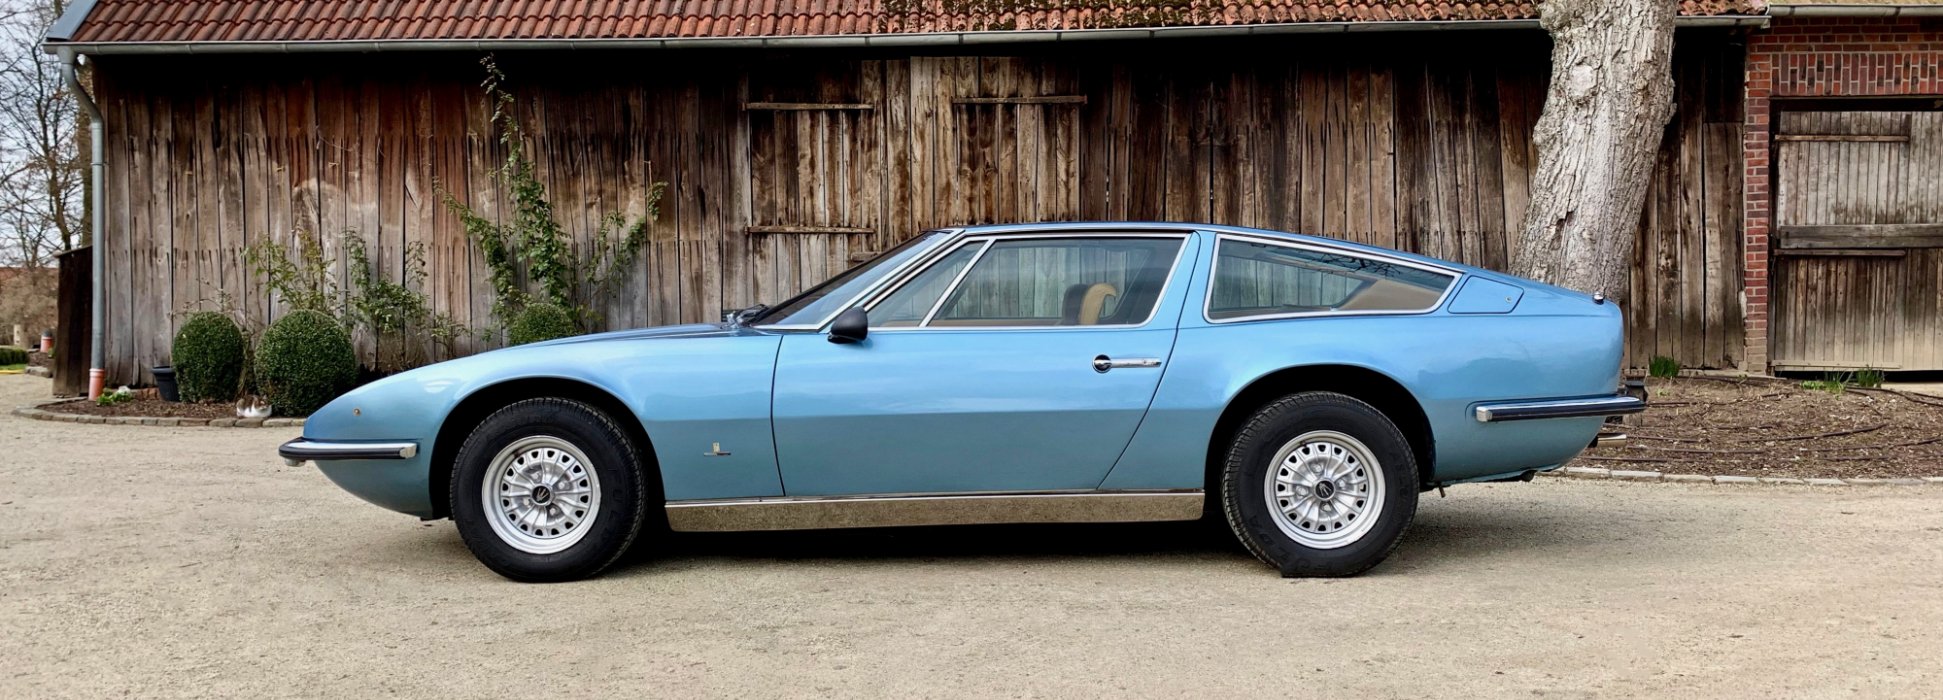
[481,436,601,555]
[1265,430,1386,549]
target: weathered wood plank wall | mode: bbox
[1773,108,1943,371]
[89,32,1744,383]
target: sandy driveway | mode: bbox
[2,373,1940,698]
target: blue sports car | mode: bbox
[280,223,1643,582]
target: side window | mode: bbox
[1208,239,1455,321]
[870,242,985,327]
[929,237,1184,327]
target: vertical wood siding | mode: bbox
[89,34,1743,383]
[1772,109,1943,371]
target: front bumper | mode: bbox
[279,438,419,466]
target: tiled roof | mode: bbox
[57,0,1765,44]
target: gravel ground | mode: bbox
[3,372,1941,698]
[1576,376,1943,479]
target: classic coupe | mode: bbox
[281,223,1643,582]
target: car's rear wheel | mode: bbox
[450,398,650,582]
[1221,392,1418,577]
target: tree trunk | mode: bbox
[1511,0,1677,303]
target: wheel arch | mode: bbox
[1205,364,1437,493]
[427,376,657,520]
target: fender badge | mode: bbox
[703,442,731,457]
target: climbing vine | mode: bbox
[439,55,664,330]
[343,236,469,369]
[246,226,469,371]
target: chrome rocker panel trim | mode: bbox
[1473,395,1647,423]
[664,490,1206,532]
[279,438,419,466]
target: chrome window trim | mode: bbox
[753,228,965,331]
[856,231,1192,333]
[914,240,996,326]
[1202,232,1463,324]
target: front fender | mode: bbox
[302,327,785,518]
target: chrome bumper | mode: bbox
[1473,395,1648,423]
[279,438,419,467]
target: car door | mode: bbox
[770,232,1198,496]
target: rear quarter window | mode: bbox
[1208,239,1456,321]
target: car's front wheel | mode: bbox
[1221,392,1419,577]
[450,398,651,582]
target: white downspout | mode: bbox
[58,48,105,399]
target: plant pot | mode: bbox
[152,366,179,402]
[39,332,52,353]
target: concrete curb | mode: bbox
[11,398,303,428]
[1547,467,1943,487]
[23,366,50,378]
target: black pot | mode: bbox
[152,366,179,402]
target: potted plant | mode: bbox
[151,363,179,402]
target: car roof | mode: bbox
[945,222,1469,274]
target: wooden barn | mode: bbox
[44,0,1777,385]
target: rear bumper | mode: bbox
[1473,394,1647,423]
[279,438,419,466]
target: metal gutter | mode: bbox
[56,47,105,399]
[41,16,1766,55]
[1767,4,1943,16]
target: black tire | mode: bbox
[449,398,652,582]
[1220,392,1419,577]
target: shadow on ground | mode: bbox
[389,485,1683,579]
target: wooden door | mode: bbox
[1772,110,1943,371]
[941,58,1084,227]
[744,62,888,311]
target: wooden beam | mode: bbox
[950,96,1088,105]
[745,225,877,235]
[1774,248,1909,258]
[1773,134,1910,143]
[743,102,875,111]
[1776,224,1943,250]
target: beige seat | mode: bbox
[1077,283,1118,325]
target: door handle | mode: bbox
[1093,355,1162,373]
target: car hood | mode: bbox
[518,322,759,348]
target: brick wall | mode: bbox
[1742,17,1943,371]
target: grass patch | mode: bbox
[1800,378,1846,394]
[1855,367,1886,389]
[1802,368,1886,394]
[1648,355,1681,379]
[0,363,25,372]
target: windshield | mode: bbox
[750,231,951,327]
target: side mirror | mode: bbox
[828,307,869,344]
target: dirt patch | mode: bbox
[1574,376,1943,479]
[38,395,256,420]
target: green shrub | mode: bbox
[1648,355,1681,379]
[171,312,247,402]
[506,303,577,345]
[0,346,26,365]
[254,310,357,416]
